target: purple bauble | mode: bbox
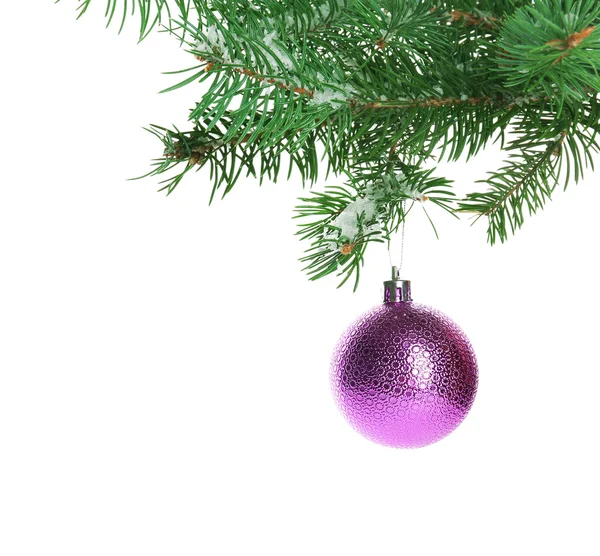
[330,273,478,448]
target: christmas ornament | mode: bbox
[330,268,478,448]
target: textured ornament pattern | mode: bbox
[331,303,478,448]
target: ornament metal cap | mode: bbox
[383,266,412,303]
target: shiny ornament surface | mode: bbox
[330,296,478,448]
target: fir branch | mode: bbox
[457,106,600,244]
[496,0,600,108]
[136,115,331,198]
[483,131,565,215]
[62,0,600,290]
[294,165,456,289]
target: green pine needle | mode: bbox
[64,0,600,289]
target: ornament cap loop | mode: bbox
[383,266,412,302]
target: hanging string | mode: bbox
[398,203,406,278]
[388,200,406,278]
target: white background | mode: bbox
[1,2,599,554]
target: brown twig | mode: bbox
[340,243,355,255]
[546,26,595,64]
[357,96,495,110]
[504,95,550,110]
[195,55,315,98]
[449,9,499,30]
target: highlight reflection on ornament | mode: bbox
[330,269,478,448]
